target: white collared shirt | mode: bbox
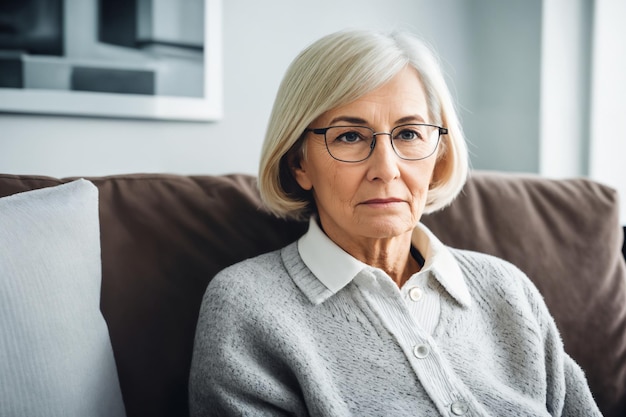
[298,217,471,335]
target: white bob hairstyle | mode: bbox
[258,29,469,221]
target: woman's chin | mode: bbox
[354,216,416,240]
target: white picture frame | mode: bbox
[0,0,222,122]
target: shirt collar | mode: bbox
[297,217,471,307]
[297,217,366,294]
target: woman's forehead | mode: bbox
[313,67,429,126]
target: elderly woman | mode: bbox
[189,30,600,416]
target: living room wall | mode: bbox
[0,0,541,177]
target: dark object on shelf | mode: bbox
[0,0,63,56]
[98,0,138,49]
[99,0,203,51]
[0,52,23,88]
[71,66,155,95]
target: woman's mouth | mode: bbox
[361,198,405,207]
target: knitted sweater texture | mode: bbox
[189,242,601,416]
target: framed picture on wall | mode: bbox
[0,0,222,121]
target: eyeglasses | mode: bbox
[305,124,447,163]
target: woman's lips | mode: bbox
[360,198,405,206]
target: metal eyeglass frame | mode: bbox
[304,123,448,163]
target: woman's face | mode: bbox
[293,66,439,246]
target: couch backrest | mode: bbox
[1,171,624,417]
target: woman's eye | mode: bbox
[396,129,421,141]
[337,131,363,143]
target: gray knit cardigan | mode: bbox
[189,242,601,416]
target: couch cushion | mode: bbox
[0,180,126,417]
[422,171,626,417]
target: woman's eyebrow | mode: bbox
[327,115,427,126]
[395,115,426,124]
[328,116,368,125]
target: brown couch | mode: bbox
[1,171,624,417]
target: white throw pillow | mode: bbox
[0,180,126,417]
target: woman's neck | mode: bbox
[334,232,421,287]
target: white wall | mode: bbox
[540,0,592,178]
[589,0,626,224]
[0,0,467,177]
[0,0,541,179]
[464,0,542,172]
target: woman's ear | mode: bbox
[291,155,313,191]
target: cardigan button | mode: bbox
[413,344,430,358]
[450,400,468,415]
[408,286,423,301]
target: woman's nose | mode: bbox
[366,134,401,182]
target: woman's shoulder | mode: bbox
[448,247,527,278]
[215,246,284,278]
[448,247,551,318]
[204,241,301,307]
[447,248,537,301]
[210,244,290,285]
[196,242,308,341]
